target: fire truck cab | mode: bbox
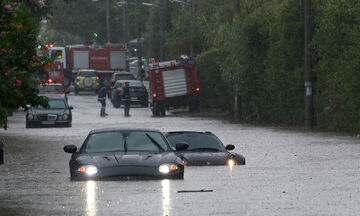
[149,56,200,116]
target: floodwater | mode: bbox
[1,94,360,215]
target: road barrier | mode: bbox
[0,141,3,164]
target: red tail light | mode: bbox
[48,79,53,83]
[153,93,157,98]
[76,76,80,80]
[96,77,99,80]
[196,87,200,92]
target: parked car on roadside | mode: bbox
[165,131,246,166]
[63,128,186,180]
[74,69,100,94]
[108,71,137,98]
[26,96,73,128]
[110,80,148,108]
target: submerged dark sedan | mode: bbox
[165,131,246,166]
[26,96,73,128]
[63,128,186,180]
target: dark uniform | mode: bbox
[98,86,108,117]
[123,82,131,116]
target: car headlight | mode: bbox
[77,165,98,176]
[159,163,178,174]
[27,114,33,120]
[62,113,68,120]
[227,158,235,167]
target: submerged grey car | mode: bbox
[63,128,187,181]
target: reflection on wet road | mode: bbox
[1,94,360,215]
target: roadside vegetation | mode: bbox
[0,0,50,129]
[2,0,360,133]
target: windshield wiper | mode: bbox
[145,133,165,152]
[190,147,220,152]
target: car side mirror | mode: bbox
[225,144,235,151]
[68,106,74,110]
[64,145,77,154]
[175,142,189,151]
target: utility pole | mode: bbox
[189,0,195,59]
[234,0,241,121]
[304,0,313,129]
[159,0,165,61]
[105,0,111,43]
[122,0,128,44]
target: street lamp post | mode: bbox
[169,0,195,59]
[141,1,165,61]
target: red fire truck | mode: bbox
[44,61,64,84]
[48,43,127,87]
[149,56,200,116]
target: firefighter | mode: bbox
[123,81,131,116]
[97,84,109,117]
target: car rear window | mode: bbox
[115,74,135,80]
[38,85,64,94]
[78,71,97,77]
[166,133,225,151]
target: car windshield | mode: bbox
[36,99,66,109]
[38,85,64,94]
[115,74,135,80]
[115,81,142,88]
[84,131,169,153]
[78,71,96,77]
[166,132,225,151]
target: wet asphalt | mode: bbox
[1,93,360,216]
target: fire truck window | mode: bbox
[51,50,62,60]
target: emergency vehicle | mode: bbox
[48,43,127,87]
[149,56,200,116]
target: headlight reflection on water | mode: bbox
[86,180,97,216]
[161,179,170,216]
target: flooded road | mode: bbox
[1,94,360,215]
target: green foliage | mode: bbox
[312,0,360,131]
[0,0,49,129]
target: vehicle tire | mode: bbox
[26,121,32,128]
[160,106,166,116]
[152,104,160,116]
[141,99,148,108]
[189,97,200,112]
[67,122,72,127]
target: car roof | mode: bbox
[89,128,162,134]
[165,131,214,136]
[114,71,132,75]
[78,69,96,72]
[115,79,141,84]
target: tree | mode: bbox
[0,0,49,129]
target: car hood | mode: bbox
[76,152,179,168]
[30,109,67,115]
[179,152,230,165]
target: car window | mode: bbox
[36,99,66,109]
[115,82,123,88]
[126,132,168,152]
[128,82,142,87]
[85,132,125,153]
[166,133,225,151]
[38,85,64,94]
[115,74,135,80]
[78,71,96,77]
[83,131,168,153]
